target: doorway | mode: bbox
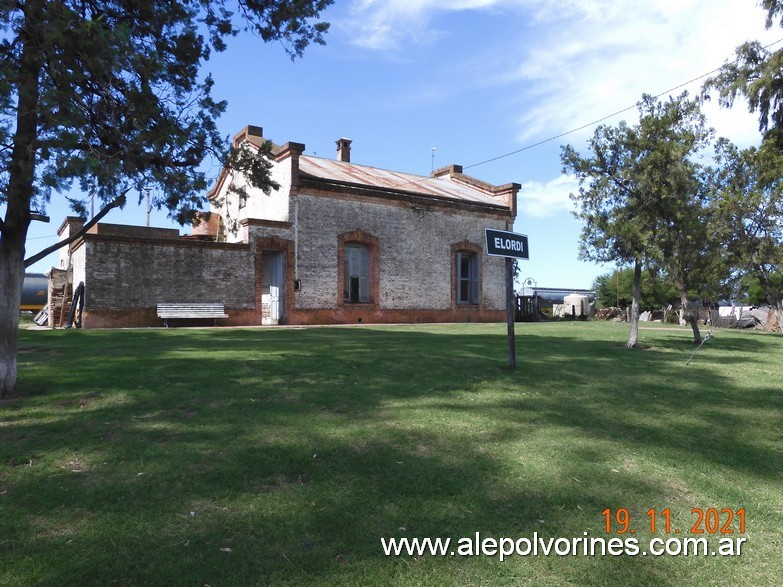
[261,251,284,325]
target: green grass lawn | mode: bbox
[1,322,781,586]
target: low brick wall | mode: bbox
[74,232,255,328]
[83,305,505,328]
[287,306,505,325]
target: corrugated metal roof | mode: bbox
[298,156,504,207]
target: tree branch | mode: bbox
[23,191,127,267]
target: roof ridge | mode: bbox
[300,153,432,181]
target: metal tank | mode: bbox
[21,273,48,311]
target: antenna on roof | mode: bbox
[431,147,437,173]
[145,187,151,227]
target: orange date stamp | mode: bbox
[602,508,746,535]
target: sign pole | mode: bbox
[484,228,527,371]
[505,257,516,369]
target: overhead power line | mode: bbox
[462,37,783,171]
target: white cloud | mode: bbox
[341,0,520,49]
[340,0,780,147]
[333,0,779,286]
[518,174,578,218]
[507,0,781,147]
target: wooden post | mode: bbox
[505,257,516,369]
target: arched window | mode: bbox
[452,241,482,307]
[457,251,479,304]
[338,230,379,307]
[344,243,370,303]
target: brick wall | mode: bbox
[288,192,509,313]
[76,234,254,320]
[67,165,512,327]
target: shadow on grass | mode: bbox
[1,324,781,585]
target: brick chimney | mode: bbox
[233,125,264,148]
[336,138,352,162]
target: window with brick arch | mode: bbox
[343,243,370,303]
[456,251,480,305]
[338,230,379,308]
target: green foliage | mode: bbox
[702,1,783,326]
[593,266,734,311]
[562,93,716,273]
[0,0,332,397]
[738,272,782,305]
[710,137,783,311]
[562,119,650,266]
[563,93,725,344]
[704,0,783,144]
[0,0,332,221]
[629,95,724,301]
[592,268,679,310]
[761,0,783,27]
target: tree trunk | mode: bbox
[0,242,25,398]
[626,257,642,349]
[681,299,702,345]
[774,300,783,334]
[1,0,43,398]
[757,269,783,334]
[764,291,783,334]
[672,275,702,345]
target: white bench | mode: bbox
[156,303,228,327]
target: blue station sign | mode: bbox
[485,228,529,260]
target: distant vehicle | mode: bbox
[21,273,48,312]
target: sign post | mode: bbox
[505,257,516,368]
[485,228,529,369]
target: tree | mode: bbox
[703,0,783,332]
[592,267,679,311]
[593,269,635,310]
[703,0,783,147]
[0,0,332,398]
[562,93,714,347]
[561,93,715,348]
[630,95,720,344]
[742,272,782,306]
[563,118,651,348]
[711,138,783,331]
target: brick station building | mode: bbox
[58,125,519,328]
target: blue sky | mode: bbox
[20,0,782,290]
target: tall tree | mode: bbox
[702,0,783,332]
[562,116,653,349]
[632,95,718,344]
[0,0,332,398]
[563,93,715,347]
[711,138,783,331]
[704,0,783,146]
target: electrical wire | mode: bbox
[465,38,783,170]
[395,36,783,190]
